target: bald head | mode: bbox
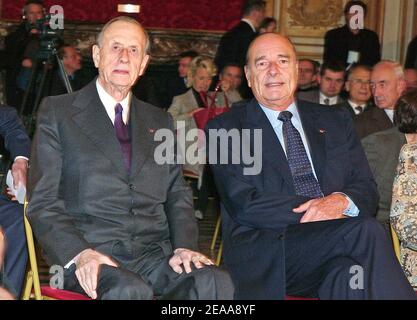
[245,33,299,110]
[371,60,407,109]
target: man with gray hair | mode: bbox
[355,60,407,139]
[28,16,233,300]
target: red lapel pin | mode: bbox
[148,128,156,133]
[319,129,326,134]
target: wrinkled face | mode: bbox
[245,33,298,110]
[298,60,316,87]
[92,21,150,93]
[220,66,243,90]
[371,64,406,110]
[405,69,417,89]
[178,57,193,78]
[192,67,212,93]
[345,68,372,104]
[26,4,44,24]
[318,70,345,98]
[63,47,82,74]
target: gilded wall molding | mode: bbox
[0,20,223,65]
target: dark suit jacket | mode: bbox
[27,81,198,275]
[361,127,406,224]
[405,36,417,69]
[206,99,378,299]
[354,106,394,139]
[297,89,344,105]
[0,106,30,160]
[323,25,381,67]
[336,100,374,119]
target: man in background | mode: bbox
[296,59,319,93]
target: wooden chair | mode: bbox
[22,200,90,300]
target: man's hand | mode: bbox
[75,249,118,299]
[220,79,231,92]
[169,248,214,274]
[293,194,349,223]
[11,158,28,189]
[0,287,15,300]
[21,58,33,68]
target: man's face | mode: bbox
[178,57,192,78]
[253,8,266,29]
[318,70,345,98]
[26,4,44,24]
[405,69,417,90]
[192,67,212,93]
[345,68,372,104]
[63,47,82,75]
[92,21,150,93]
[220,66,243,90]
[245,33,298,110]
[371,64,406,110]
[298,60,316,87]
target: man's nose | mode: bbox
[119,48,129,62]
[268,62,280,76]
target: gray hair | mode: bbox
[96,16,151,54]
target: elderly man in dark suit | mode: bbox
[0,106,30,298]
[214,0,266,99]
[206,33,416,300]
[354,61,407,139]
[28,16,233,300]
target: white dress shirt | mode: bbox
[319,92,339,106]
[96,80,131,125]
[384,109,395,123]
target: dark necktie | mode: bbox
[278,111,323,198]
[355,105,364,114]
[114,103,132,172]
[324,98,330,105]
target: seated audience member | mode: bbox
[4,0,45,108]
[355,61,407,139]
[337,64,373,118]
[298,61,345,105]
[296,59,319,93]
[165,51,199,109]
[390,89,417,290]
[0,229,16,300]
[405,36,417,69]
[206,32,416,300]
[28,17,234,300]
[404,68,417,90]
[218,63,244,104]
[0,106,30,298]
[323,1,380,67]
[168,57,227,220]
[48,45,88,96]
[259,17,277,34]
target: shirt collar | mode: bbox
[259,102,299,128]
[319,92,338,105]
[241,19,256,33]
[96,79,131,124]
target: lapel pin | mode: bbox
[148,128,156,133]
[319,129,326,134]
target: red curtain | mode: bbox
[2,0,243,31]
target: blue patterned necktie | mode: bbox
[114,103,132,172]
[278,111,323,198]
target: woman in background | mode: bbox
[390,89,417,289]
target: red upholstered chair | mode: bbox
[22,200,91,300]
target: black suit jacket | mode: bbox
[354,106,394,139]
[337,100,374,119]
[206,99,378,299]
[405,36,417,69]
[28,80,198,274]
[323,25,381,67]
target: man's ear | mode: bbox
[92,45,100,68]
[244,65,252,88]
[317,74,322,85]
[139,54,151,76]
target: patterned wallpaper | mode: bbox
[2,0,244,31]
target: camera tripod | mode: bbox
[19,44,73,136]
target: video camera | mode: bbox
[26,14,63,60]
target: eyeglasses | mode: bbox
[349,79,371,86]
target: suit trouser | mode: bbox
[284,216,416,299]
[64,256,234,300]
[0,195,28,297]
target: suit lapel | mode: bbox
[129,99,154,178]
[71,81,129,178]
[297,102,327,186]
[243,100,295,192]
